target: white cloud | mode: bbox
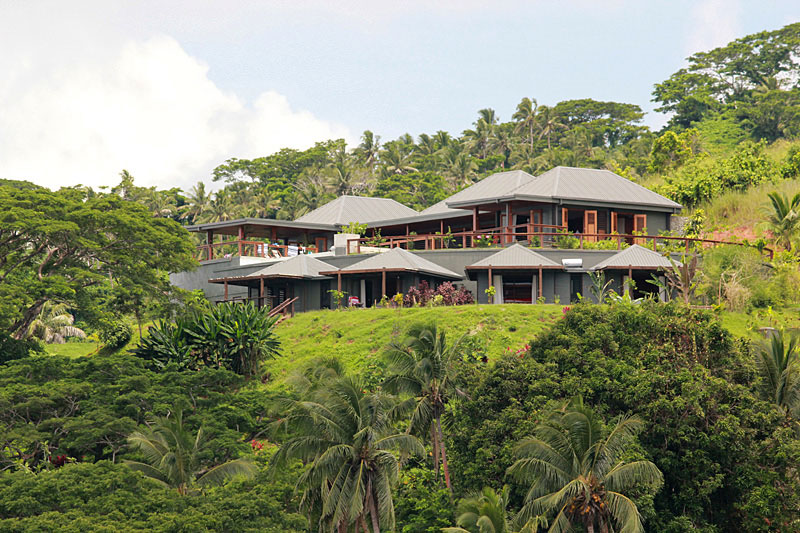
[686,0,741,55]
[0,34,351,191]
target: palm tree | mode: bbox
[756,330,800,418]
[328,148,355,195]
[507,397,663,533]
[24,301,86,344]
[536,106,566,150]
[356,130,381,171]
[433,130,452,149]
[490,127,515,168]
[383,322,464,493]
[763,191,800,251]
[272,376,423,532]
[199,192,236,223]
[417,133,438,156]
[125,411,256,495]
[464,119,493,159]
[478,108,499,126]
[443,486,547,533]
[183,182,210,223]
[513,97,539,152]
[381,142,418,175]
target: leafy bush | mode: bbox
[404,281,474,307]
[134,302,281,378]
[0,334,43,364]
[97,319,133,349]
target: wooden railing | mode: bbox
[347,229,774,259]
[196,240,318,261]
[214,295,299,318]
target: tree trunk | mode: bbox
[367,485,381,533]
[10,299,47,339]
[430,422,440,481]
[587,523,594,533]
[436,416,452,493]
[358,514,370,533]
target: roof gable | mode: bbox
[334,248,461,278]
[513,166,682,209]
[591,244,677,270]
[425,170,535,214]
[467,243,561,268]
[251,254,333,279]
[295,195,418,225]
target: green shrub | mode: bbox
[0,334,43,364]
[98,319,133,349]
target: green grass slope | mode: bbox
[267,304,566,389]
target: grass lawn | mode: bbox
[267,304,566,389]
[720,306,800,340]
[44,322,149,358]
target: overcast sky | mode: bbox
[1,1,797,191]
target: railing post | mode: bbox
[653,237,657,251]
[579,234,584,249]
[617,235,621,250]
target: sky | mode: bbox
[0,1,797,192]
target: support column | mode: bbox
[337,272,342,308]
[206,230,214,260]
[538,268,543,303]
[472,207,478,232]
[505,202,512,244]
[381,269,387,298]
[627,267,633,297]
[238,226,245,256]
[259,277,265,308]
[488,266,493,304]
[223,280,228,301]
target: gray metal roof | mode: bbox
[295,195,419,225]
[447,166,682,211]
[591,245,677,270]
[467,243,561,269]
[184,217,337,233]
[427,170,536,214]
[248,254,333,279]
[330,248,462,278]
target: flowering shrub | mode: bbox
[403,281,474,307]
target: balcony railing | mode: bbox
[196,240,318,261]
[348,226,774,259]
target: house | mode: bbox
[171,165,750,311]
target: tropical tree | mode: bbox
[536,106,566,150]
[513,97,539,152]
[356,130,381,171]
[756,330,800,418]
[183,182,210,223]
[272,376,423,532]
[125,411,256,495]
[507,397,663,533]
[199,192,236,223]
[383,322,464,493]
[23,301,86,344]
[443,486,547,533]
[763,191,800,251]
[381,142,418,175]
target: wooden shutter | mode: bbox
[584,210,598,242]
[634,214,647,245]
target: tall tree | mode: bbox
[384,322,464,493]
[507,397,662,533]
[536,106,565,150]
[272,376,423,532]
[513,97,539,152]
[0,185,196,338]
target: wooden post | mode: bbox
[238,226,244,256]
[505,203,512,244]
[627,267,633,297]
[224,280,228,301]
[271,227,277,243]
[488,266,493,304]
[653,237,657,251]
[259,277,265,308]
[617,234,621,250]
[538,267,543,303]
[206,230,214,260]
[472,207,478,232]
[381,269,386,298]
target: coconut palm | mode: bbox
[381,142,418,175]
[24,301,86,344]
[433,130,452,149]
[198,192,236,223]
[763,191,800,250]
[383,322,464,493]
[444,486,547,533]
[356,130,381,171]
[513,97,539,152]
[490,127,516,168]
[125,411,256,496]
[536,106,566,150]
[417,133,438,156]
[272,376,423,532]
[507,397,663,533]
[183,182,210,223]
[328,148,356,195]
[756,330,800,418]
